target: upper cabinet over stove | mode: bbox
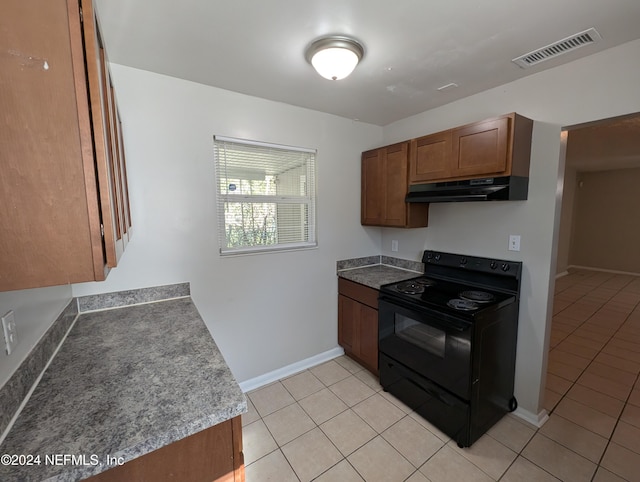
[0,0,132,291]
[409,113,533,183]
[360,113,533,227]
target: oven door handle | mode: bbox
[378,297,471,332]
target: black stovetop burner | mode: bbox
[447,298,480,311]
[382,275,511,316]
[460,290,495,303]
[380,250,522,318]
[395,281,426,295]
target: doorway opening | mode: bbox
[541,112,640,477]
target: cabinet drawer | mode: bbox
[338,278,379,309]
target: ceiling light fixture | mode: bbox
[305,36,364,81]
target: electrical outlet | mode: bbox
[2,310,18,355]
[391,240,399,252]
[508,235,521,252]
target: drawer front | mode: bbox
[338,278,379,309]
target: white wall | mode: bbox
[380,39,640,419]
[71,66,383,382]
[570,167,640,272]
[0,286,72,388]
[556,165,577,274]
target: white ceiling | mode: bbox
[95,0,640,127]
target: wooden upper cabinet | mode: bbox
[84,0,131,267]
[0,0,131,291]
[383,142,411,226]
[361,142,429,228]
[452,115,509,178]
[410,131,453,182]
[408,113,533,184]
[361,148,384,225]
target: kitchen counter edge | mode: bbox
[0,284,246,482]
[337,255,423,289]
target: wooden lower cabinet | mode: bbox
[338,278,379,374]
[86,416,244,482]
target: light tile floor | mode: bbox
[244,269,640,481]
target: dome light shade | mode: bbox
[305,36,364,81]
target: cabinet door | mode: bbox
[359,304,379,373]
[410,131,452,183]
[452,116,510,178]
[0,0,105,290]
[115,103,133,239]
[383,143,409,227]
[86,417,243,482]
[338,295,356,354]
[361,142,421,227]
[338,294,379,373]
[361,149,384,225]
[106,73,132,253]
[0,0,131,291]
[81,0,124,269]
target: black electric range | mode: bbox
[378,250,523,447]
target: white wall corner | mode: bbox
[239,347,345,393]
[513,406,549,428]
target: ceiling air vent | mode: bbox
[512,27,602,69]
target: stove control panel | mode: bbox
[423,251,521,279]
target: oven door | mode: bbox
[378,297,473,400]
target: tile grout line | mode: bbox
[250,361,560,480]
[590,368,640,479]
[549,276,639,410]
[255,366,539,482]
[248,362,460,481]
[548,269,640,480]
[556,276,638,372]
[247,363,372,480]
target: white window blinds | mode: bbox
[214,136,317,255]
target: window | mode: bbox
[214,136,317,255]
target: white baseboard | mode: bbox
[555,271,569,279]
[239,347,345,393]
[513,407,549,428]
[568,265,640,277]
[238,347,552,431]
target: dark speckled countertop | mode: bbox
[0,293,246,482]
[337,255,424,289]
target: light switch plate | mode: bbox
[391,240,399,252]
[2,310,18,356]
[509,235,521,252]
